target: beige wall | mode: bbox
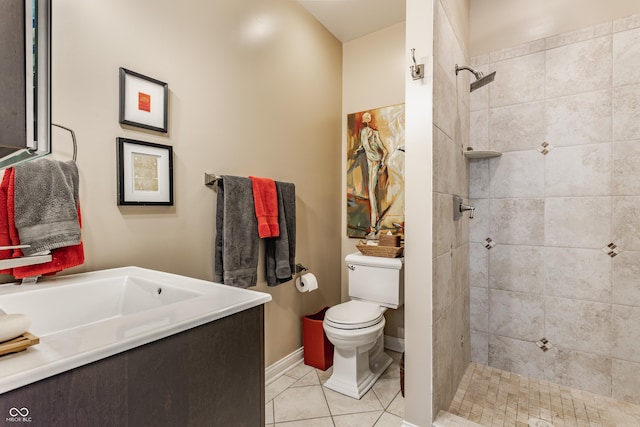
[342,22,406,339]
[45,0,342,366]
[471,0,640,55]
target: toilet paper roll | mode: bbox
[295,273,319,293]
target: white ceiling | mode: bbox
[297,0,406,43]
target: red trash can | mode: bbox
[302,307,334,370]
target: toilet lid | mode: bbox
[324,300,384,330]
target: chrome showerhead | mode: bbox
[455,64,496,92]
[470,71,496,92]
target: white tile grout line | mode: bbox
[269,353,403,425]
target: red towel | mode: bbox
[0,167,84,279]
[0,169,14,274]
[249,176,279,238]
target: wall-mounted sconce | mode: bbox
[410,48,424,80]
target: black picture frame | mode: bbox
[117,138,173,206]
[119,68,168,133]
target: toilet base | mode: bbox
[324,343,392,399]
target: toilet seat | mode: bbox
[324,300,384,330]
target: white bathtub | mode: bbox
[0,267,271,394]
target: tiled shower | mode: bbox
[468,13,640,405]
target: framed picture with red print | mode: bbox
[119,67,168,133]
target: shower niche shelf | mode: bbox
[463,150,502,159]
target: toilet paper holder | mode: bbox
[295,263,308,274]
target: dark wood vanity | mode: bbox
[0,306,265,426]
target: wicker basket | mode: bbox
[356,241,404,258]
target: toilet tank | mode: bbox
[346,252,404,309]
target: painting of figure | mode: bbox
[346,104,405,238]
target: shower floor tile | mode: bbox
[448,362,640,427]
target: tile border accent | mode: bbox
[535,337,553,352]
[537,141,554,155]
[602,242,622,257]
[483,238,496,249]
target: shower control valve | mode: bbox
[460,203,475,219]
[453,195,475,220]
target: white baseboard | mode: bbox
[266,337,403,385]
[384,334,405,353]
[265,346,304,385]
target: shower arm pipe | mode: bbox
[454,64,484,80]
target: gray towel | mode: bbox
[266,181,296,286]
[214,176,259,288]
[14,158,80,256]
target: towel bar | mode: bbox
[204,173,221,186]
[52,124,78,162]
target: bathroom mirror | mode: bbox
[0,0,51,169]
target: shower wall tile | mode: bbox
[612,250,640,307]
[613,140,640,195]
[457,96,471,150]
[545,297,611,356]
[545,90,612,147]
[434,62,459,140]
[433,127,463,195]
[489,289,544,341]
[469,14,640,401]
[453,244,469,301]
[489,150,544,198]
[614,13,640,32]
[433,294,469,416]
[544,247,612,303]
[470,286,488,332]
[469,198,490,243]
[545,21,612,50]
[489,52,545,108]
[433,252,454,323]
[433,192,456,258]
[545,36,612,99]
[489,39,545,63]
[488,335,545,379]
[613,27,640,87]
[470,243,488,288]
[544,348,612,396]
[544,197,611,248]
[453,203,470,248]
[453,244,471,295]
[432,3,470,414]
[489,101,545,153]
[613,196,640,251]
[470,110,489,151]
[489,245,545,294]
[471,54,490,68]
[469,160,489,198]
[434,0,464,88]
[544,144,612,197]
[613,84,640,141]
[489,198,545,246]
[470,331,488,365]
[612,359,640,404]
[612,305,640,363]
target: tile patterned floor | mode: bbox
[448,362,640,427]
[265,350,404,426]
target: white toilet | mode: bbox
[322,252,404,399]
